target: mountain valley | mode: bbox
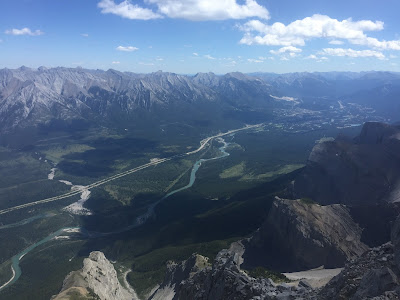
[1,68,400,299]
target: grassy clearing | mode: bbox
[41,144,95,164]
[240,164,305,181]
[219,161,246,179]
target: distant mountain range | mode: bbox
[1,67,400,139]
[0,67,274,135]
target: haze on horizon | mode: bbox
[1,0,400,74]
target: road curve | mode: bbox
[0,124,262,215]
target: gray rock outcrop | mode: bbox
[316,215,400,299]
[294,122,400,206]
[317,242,399,299]
[150,249,313,300]
[52,251,134,300]
[242,198,368,271]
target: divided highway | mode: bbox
[0,124,261,215]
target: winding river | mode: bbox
[0,137,232,292]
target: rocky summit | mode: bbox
[52,251,134,300]
[294,122,400,206]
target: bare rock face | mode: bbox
[52,251,134,300]
[294,122,400,206]
[243,198,368,271]
[150,250,313,300]
[317,242,399,299]
[81,251,133,300]
[315,215,400,299]
[149,254,211,300]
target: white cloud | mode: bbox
[98,0,163,20]
[147,0,269,21]
[98,0,269,21]
[193,52,199,56]
[81,33,89,37]
[156,57,164,61]
[280,57,289,61]
[321,48,385,59]
[204,54,216,60]
[306,54,318,59]
[270,46,302,55]
[116,45,139,52]
[350,36,400,50]
[247,58,263,63]
[390,54,398,59]
[112,61,120,64]
[5,27,44,36]
[329,40,344,45]
[239,14,400,50]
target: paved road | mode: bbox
[0,124,262,215]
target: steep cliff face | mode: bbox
[150,249,313,300]
[52,251,134,300]
[242,198,368,272]
[317,215,400,299]
[294,122,400,206]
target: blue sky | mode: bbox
[0,0,399,74]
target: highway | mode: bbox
[0,124,261,215]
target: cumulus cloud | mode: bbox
[270,46,302,55]
[112,61,120,64]
[239,14,400,51]
[116,45,139,51]
[81,33,89,37]
[321,48,385,59]
[306,54,318,59]
[5,28,44,36]
[192,52,199,56]
[98,0,162,20]
[351,36,400,50]
[147,0,269,21]
[98,0,269,21]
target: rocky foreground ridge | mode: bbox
[53,205,400,300]
[52,251,134,300]
[242,197,368,272]
[151,213,400,300]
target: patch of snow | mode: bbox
[59,180,73,186]
[48,168,56,180]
